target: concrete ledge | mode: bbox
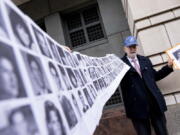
[173,8,180,17]
[164,92,180,105]
[149,55,163,65]
[165,95,176,106]
[150,11,175,25]
[175,93,180,103]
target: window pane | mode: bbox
[63,5,106,47]
[70,29,86,47]
[83,7,99,25]
[67,13,82,30]
[105,89,122,106]
[87,24,104,42]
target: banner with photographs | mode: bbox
[0,0,130,135]
[166,44,180,69]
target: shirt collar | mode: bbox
[127,55,138,62]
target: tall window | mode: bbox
[63,5,106,48]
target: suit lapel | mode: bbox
[137,55,147,74]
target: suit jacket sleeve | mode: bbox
[147,58,173,81]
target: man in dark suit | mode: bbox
[120,36,174,135]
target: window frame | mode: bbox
[104,86,124,109]
[61,4,107,49]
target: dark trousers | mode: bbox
[131,113,168,135]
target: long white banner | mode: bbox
[0,0,130,135]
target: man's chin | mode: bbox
[128,53,137,58]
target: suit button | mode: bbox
[133,97,137,101]
[131,84,134,87]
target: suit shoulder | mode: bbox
[121,55,126,61]
[138,55,149,61]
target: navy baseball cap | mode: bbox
[123,36,138,47]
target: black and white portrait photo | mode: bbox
[57,46,69,66]
[87,84,97,100]
[0,41,27,101]
[71,94,82,117]
[59,95,78,129]
[47,38,60,62]
[64,51,76,67]
[93,80,101,92]
[6,5,35,49]
[73,69,85,87]
[75,54,84,67]
[48,61,64,91]
[44,101,67,135]
[78,90,89,113]
[71,53,79,67]
[79,69,88,85]
[83,88,93,107]
[167,45,180,69]
[32,25,52,58]
[83,56,90,67]
[66,68,78,89]
[94,68,100,79]
[97,58,104,66]
[88,67,97,80]
[58,65,72,91]
[173,49,180,63]
[100,66,106,75]
[83,68,91,82]
[91,58,98,66]
[103,74,111,86]
[0,105,39,135]
[22,52,52,95]
[98,78,106,90]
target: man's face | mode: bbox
[124,45,137,58]
[0,57,19,97]
[16,24,31,48]
[30,60,45,88]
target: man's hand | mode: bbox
[167,58,174,68]
[63,46,72,52]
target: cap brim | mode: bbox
[125,44,138,47]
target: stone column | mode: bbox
[45,13,66,45]
[97,0,130,57]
